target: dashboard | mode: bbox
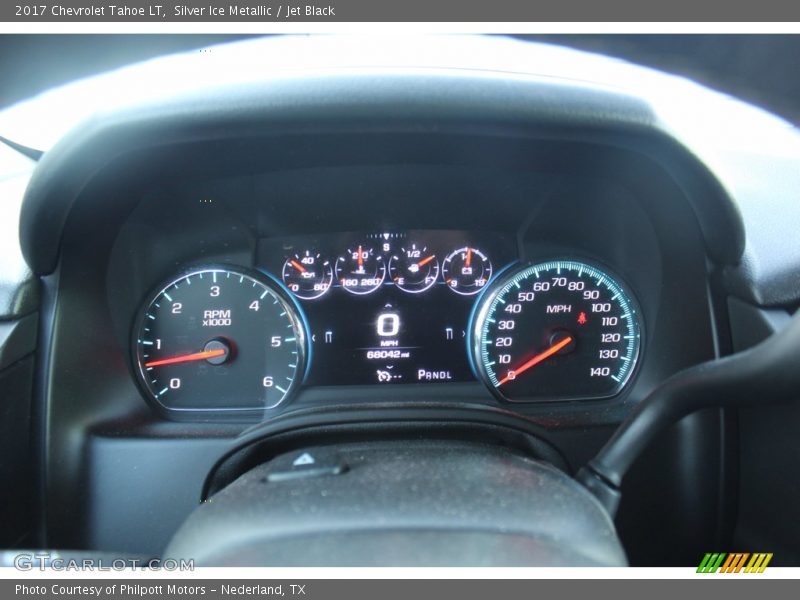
[97,148,706,427]
[28,134,723,557]
[132,228,644,417]
[13,35,798,562]
[32,128,719,559]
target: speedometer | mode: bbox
[470,260,642,402]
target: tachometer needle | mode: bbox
[466,247,472,267]
[417,255,436,268]
[290,260,307,273]
[144,348,226,368]
[497,335,574,386]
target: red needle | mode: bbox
[290,260,307,273]
[466,247,472,267]
[497,336,573,386]
[144,348,226,368]
[357,246,364,268]
[417,255,435,267]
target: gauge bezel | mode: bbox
[388,246,440,294]
[334,245,387,296]
[468,257,645,404]
[281,252,334,300]
[442,246,493,296]
[130,265,311,419]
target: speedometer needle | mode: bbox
[144,348,226,368]
[497,335,574,386]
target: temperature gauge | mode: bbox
[335,244,386,295]
[442,247,492,295]
[282,251,333,300]
[389,244,439,293]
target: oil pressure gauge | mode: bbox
[282,251,333,300]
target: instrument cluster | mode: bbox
[130,230,644,416]
[259,230,516,387]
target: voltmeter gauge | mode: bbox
[335,244,386,295]
[443,247,492,295]
[133,267,308,414]
[470,260,642,402]
[282,251,333,300]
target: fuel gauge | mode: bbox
[389,244,439,293]
[442,247,492,295]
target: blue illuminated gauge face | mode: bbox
[133,268,308,413]
[471,260,642,402]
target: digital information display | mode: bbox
[258,230,518,385]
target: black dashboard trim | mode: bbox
[20,71,745,275]
[200,408,574,498]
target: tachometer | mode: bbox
[133,267,308,414]
[470,260,642,402]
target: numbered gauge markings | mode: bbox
[443,246,492,295]
[471,260,642,402]
[335,244,386,295]
[282,251,333,300]
[389,244,439,293]
[133,268,308,412]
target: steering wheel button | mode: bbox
[265,448,348,482]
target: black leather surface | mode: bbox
[0,313,37,370]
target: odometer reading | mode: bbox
[472,260,642,401]
[133,268,308,413]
